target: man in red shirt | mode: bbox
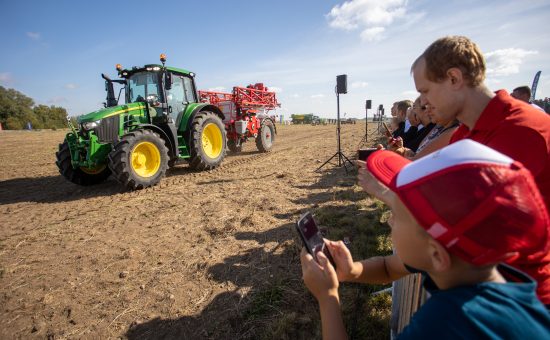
[355,36,550,305]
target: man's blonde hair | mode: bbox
[413,36,486,87]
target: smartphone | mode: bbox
[296,212,336,268]
[382,122,392,135]
[358,148,378,160]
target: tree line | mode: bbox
[0,86,73,130]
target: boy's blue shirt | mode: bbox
[398,264,550,339]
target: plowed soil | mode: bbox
[0,123,384,339]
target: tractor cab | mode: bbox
[114,56,198,128]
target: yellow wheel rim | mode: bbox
[80,164,106,175]
[202,123,223,159]
[131,141,161,178]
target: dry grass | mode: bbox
[0,125,392,339]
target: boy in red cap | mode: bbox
[301,140,550,339]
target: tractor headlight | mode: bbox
[82,120,101,130]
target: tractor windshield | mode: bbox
[127,72,162,104]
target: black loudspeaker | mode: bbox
[378,104,383,110]
[336,74,347,94]
[366,100,372,109]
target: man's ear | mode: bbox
[426,238,452,272]
[446,68,464,88]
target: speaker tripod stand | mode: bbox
[316,90,354,173]
[358,105,384,147]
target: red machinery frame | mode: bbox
[199,83,280,144]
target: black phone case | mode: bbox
[295,212,337,269]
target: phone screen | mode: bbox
[296,212,336,268]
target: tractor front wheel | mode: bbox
[56,140,111,186]
[256,119,275,152]
[189,111,227,170]
[108,129,169,190]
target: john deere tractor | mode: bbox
[56,54,227,190]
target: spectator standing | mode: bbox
[511,86,545,112]
[404,98,435,152]
[392,100,412,139]
[403,105,419,144]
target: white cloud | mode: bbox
[360,27,385,41]
[311,94,325,99]
[26,32,41,40]
[208,86,226,92]
[327,0,408,41]
[0,72,14,85]
[290,94,300,98]
[485,48,538,77]
[269,86,282,93]
[65,83,78,89]
[351,81,369,89]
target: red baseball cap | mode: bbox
[366,139,550,265]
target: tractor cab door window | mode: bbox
[183,76,196,103]
[166,75,186,125]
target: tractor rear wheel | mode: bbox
[56,140,111,186]
[189,111,227,170]
[256,119,275,152]
[227,139,242,153]
[108,129,169,190]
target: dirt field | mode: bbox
[0,124,392,339]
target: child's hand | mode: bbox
[300,248,339,303]
[324,240,359,282]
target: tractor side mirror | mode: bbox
[165,72,172,90]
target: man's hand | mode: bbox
[387,136,404,151]
[356,160,395,205]
[300,248,339,303]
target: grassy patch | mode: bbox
[244,280,285,320]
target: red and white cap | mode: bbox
[366,139,550,265]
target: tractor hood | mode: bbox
[78,102,147,123]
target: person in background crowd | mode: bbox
[302,140,550,339]
[403,105,419,144]
[511,86,545,112]
[392,100,412,139]
[390,116,400,133]
[389,103,458,160]
[359,35,550,306]
[404,97,435,152]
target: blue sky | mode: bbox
[1,0,549,119]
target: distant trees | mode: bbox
[0,86,70,130]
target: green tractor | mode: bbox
[56,54,227,190]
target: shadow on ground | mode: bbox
[125,165,392,340]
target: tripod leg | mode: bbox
[315,152,339,172]
[338,151,355,173]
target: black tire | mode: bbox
[56,140,111,186]
[227,139,243,153]
[188,111,227,170]
[256,119,275,152]
[108,129,169,190]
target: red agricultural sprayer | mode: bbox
[199,83,280,153]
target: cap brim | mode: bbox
[366,150,411,190]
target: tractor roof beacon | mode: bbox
[56,54,228,190]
